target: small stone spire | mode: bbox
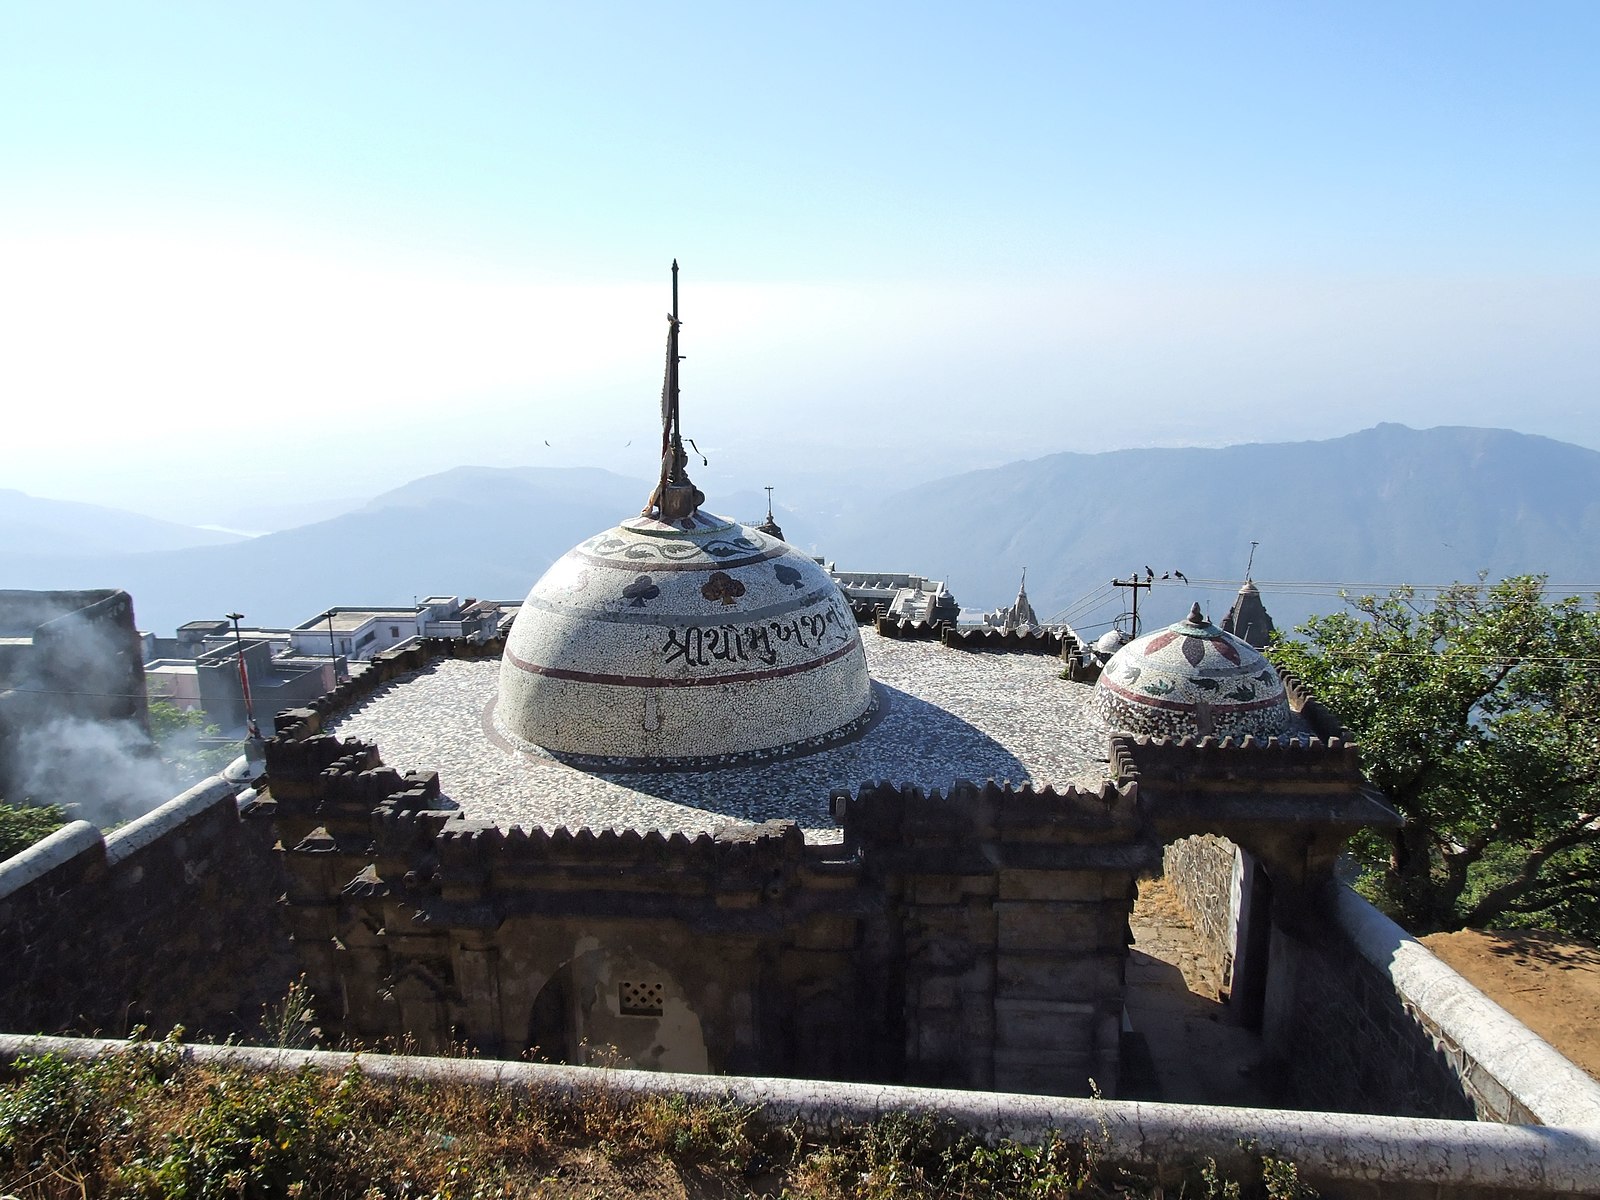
[1221,579,1276,649]
[1008,568,1039,630]
[757,485,785,539]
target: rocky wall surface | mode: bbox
[1266,918,1479,1121]
[1161,835,1237,980]
[0,775,295,1039]
[1268,887,1600,1127]
[1151,842,1600,1127]
[839,779,1151,1098]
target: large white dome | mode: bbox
[497,510,874,766]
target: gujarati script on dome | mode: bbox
[661,594,854,670]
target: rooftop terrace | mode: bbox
[326,634,1126,842]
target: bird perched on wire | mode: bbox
[1174,570,1188,584]
[1145,566,1154,581]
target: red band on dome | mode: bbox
[504,638,861,689]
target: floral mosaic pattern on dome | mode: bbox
[1090,605,1292,740]
[578,519,786,572]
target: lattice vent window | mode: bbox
[619,980,665,1016]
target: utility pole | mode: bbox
[1110,574,1152,637]
[225,612,261,740]
[324,609,343,684]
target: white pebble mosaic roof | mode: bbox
[325,635,1113,843]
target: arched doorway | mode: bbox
[526,946,709,1073]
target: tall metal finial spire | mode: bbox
[644,260,704,522]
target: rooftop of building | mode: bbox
[323,630,1318,844]
[294,609,418,633]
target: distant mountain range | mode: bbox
[817,423,1600,633]
[0,468,649,633]
[0,488,245,557]
[4,425,1600,637]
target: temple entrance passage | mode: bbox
[1120,877,1278,1107]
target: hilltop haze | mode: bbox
[817,423,1600,633]
[0,489,245,558]
[3,425,1599,636]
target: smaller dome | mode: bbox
[1093,629,1131,656]
[1091,603,1291,740]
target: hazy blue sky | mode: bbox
[3,2,1596,523]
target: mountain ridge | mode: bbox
[4,425,1598,636]
[0,489,248,558]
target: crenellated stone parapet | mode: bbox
[1110,731,1365,789]
[1111,731,1397,896]
[939,626,1070,655]
[1273,667,1352,740]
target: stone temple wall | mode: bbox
[0,775,296,1039]
[1160,834,1238,982]
[262,636,1416,1106]
[265,706,1156,1098]
[1161,830,1600,1126]
[1264,908,1480,1120]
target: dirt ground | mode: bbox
[1420,927,1600,1081]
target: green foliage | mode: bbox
[0,1043,1310,1199]
[147,699,241,786]
[1260,1155,1318,1199]
[1273,574,1600,936]
[119,1065,360,1199]
[0,801,67,860]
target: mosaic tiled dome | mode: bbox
[497,510,873,766]
[1091,603,1291,740]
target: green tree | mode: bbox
[147,699,241,786]
[1272,574,1600,937]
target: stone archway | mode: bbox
[526,946,709,1073]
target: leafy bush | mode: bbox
[0,1042,1312,1199]
[0,801,67,861]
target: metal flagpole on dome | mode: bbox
[655,260,687,514]
[669,259,683,471]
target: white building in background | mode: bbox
[288,596,503,663]
[143,659,202,711]
[826,569,961,625]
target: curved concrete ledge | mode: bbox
[0,821,102,900]
[2,1035,1598,1195]
[1333,884,1600,1127]
[104,775,238,866]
